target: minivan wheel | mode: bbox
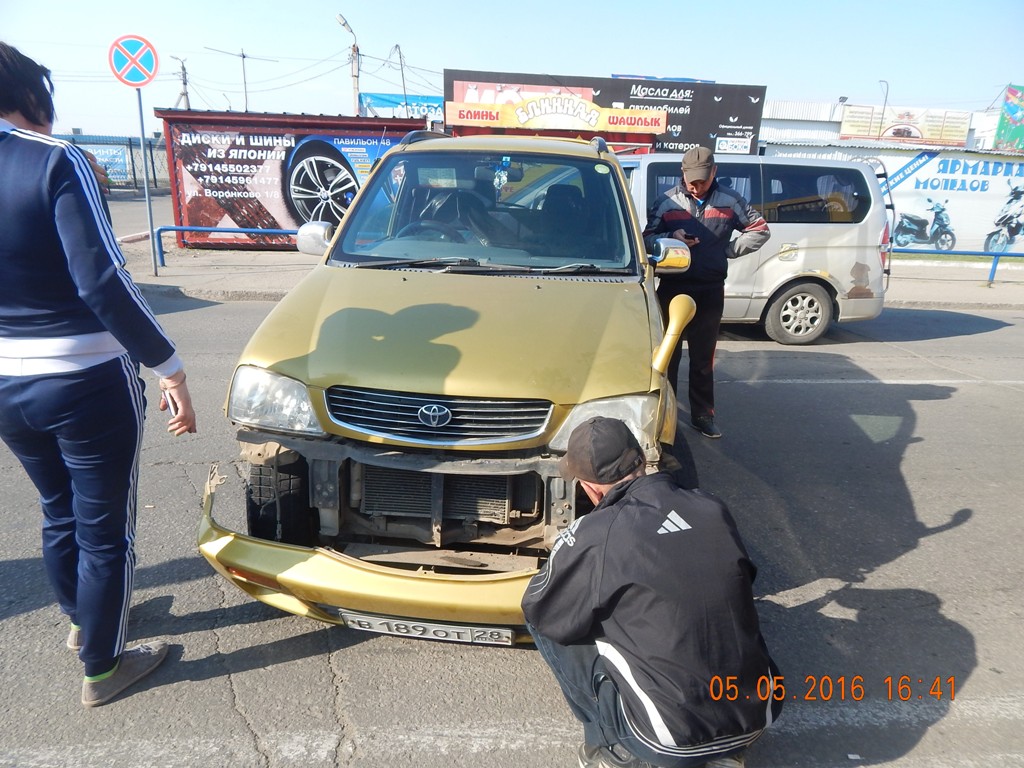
[246,460,319,546]
[764,282,833,345]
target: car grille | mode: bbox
[363,465,528,524]
[324,386,552,444]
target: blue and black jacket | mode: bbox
[0,120,179,376]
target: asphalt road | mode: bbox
[0,197,1021,766]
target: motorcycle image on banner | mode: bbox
[893,198,956,250]
[984,179,1024,253]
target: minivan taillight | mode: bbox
[879,221,892,272]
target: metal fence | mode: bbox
[56,134,171,191]
[892,247,1024,283]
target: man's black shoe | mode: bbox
[691,415,722,439]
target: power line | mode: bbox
[985,84,1010,112]
[245,63,348,94]
[187,49,350,88]
[190,62,348,96]
[204,47,277,111]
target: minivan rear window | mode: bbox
[646,161,871,225]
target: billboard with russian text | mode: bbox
[879,150,1024,253]
[839,104,971,147]
[156,111,422,248]
[444,69,765,154]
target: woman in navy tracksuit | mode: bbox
[0,42,197,707]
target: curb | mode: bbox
[137,284,289,302]
[119,231,152,244]
[885,300,1024,311]
[892,258,1024,271]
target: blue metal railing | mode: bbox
[148,231,1020,282]
[891,247,1024,284]
[152,226,298,267]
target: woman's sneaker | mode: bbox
[81,641,169,707]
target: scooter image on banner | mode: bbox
[983,180,1024,253]
[893,198,956,250]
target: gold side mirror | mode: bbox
[648,237,691,273]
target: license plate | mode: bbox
[340,612,513,646]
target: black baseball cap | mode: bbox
[559,417,645,484]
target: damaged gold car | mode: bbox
[199,132,693,645]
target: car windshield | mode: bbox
[330,149,637,273]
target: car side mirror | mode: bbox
[648,238,691,272]
[296,221,334,256]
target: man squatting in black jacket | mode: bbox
[643,146,770,439]
[522,417,782,768]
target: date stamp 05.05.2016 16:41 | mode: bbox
[709,675,957,703]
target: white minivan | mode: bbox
[621,153,893,344]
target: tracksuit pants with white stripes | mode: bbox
[0,355,145,677]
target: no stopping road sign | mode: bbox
[109,35,159,87]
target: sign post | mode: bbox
[109,35,160,275]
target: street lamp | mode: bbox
[878,80,889,140]
[337,13,360,116]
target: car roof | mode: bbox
[393,132,614,161]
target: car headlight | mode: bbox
[227,365,324,435]
[549,396,660,459]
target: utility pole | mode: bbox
[171,56,190,109]
[394,44,409,117]
[877,80,889,140]
[337,13,360,116]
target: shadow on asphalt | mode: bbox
[678,347,976,765]
[138,290,222,316]
[722,307,1011,344]
[0,554,212,625]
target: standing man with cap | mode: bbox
[643,147,770,439]
[523,416,782,768]
[0,41,197,707]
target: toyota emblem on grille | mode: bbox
[417,404,453,428]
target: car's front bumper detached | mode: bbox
[197,468,535,644]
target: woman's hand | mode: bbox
[82,150,110,194]
[158,370,198,435]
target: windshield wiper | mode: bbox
[353,256,481,269]
[353,256,531,273]
[533,263,630,275]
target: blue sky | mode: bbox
[2,0,1019,136]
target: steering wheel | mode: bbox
[395,220,466,243]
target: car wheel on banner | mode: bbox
[282,140,358,226]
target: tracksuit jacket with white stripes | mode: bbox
[522,473,783,761]
[0,120,178,375]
